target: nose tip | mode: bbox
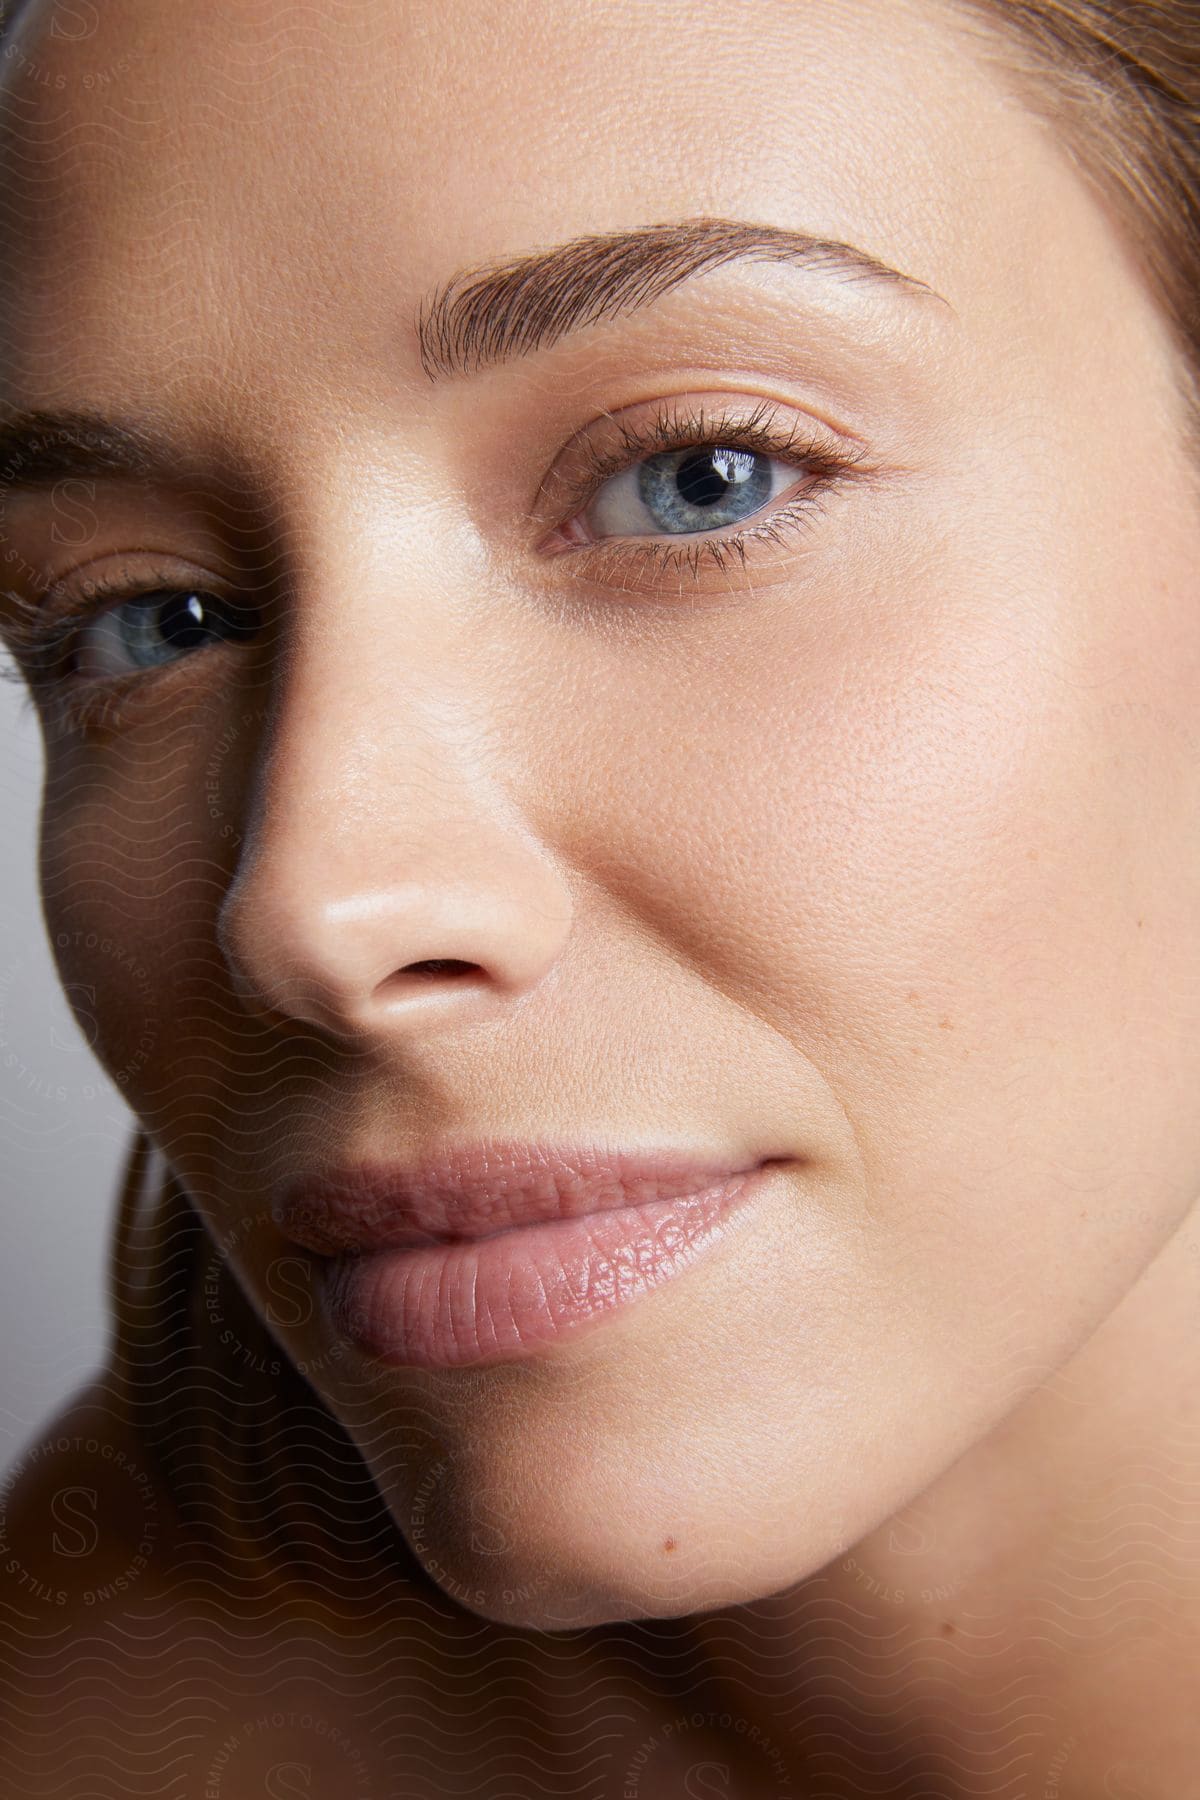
[217,850,574,1041]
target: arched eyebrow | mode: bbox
[0,221,950,494]
[416,215,952,380]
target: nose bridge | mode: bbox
[215,567,574,1040]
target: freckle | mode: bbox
[663,1537,677,1553]
[941,1620,956,1637]
[1136,918,1144,928]
[938,1017,953,1030]
[906,990,920,1003]
[1027,849,1039,861]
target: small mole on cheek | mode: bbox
[941,1620,956,1637]
[663,1537,677,1554]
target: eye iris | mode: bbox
[110,589,260,670]
[636,446,773,532]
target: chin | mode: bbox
[406,1533,775,1632]
[384,1446,806,1632]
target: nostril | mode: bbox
[401,958,477,979]
[373,958,487,1008]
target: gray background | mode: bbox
[0,672,125,1477]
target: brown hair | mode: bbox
[952,0,1200,441]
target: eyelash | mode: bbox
[0,562,218,736]
[2,397,868,734]
[549,396,867,580]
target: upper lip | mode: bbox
[273,1140,775,1255]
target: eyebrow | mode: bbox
[417,215,951,380]
[0,407,189,496]
[0,220,949,496]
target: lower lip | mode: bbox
[322,1166,769,1369]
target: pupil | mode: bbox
[158,590,210,649]
[676,449,730,509]
[675,447,753,510]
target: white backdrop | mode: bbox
[0,672,126,1477]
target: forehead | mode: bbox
[1,0,1010,265]
[0,0,1164,431]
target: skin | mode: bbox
[2,0,1200,1791]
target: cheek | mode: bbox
[592,490,1200,1394]
[36,691,255,1118]
[722,535,1200,1310]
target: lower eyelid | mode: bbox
[547,462,832,557]
[43,633,237,735]
[550,483,841,591]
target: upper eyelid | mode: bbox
[37,554,233,611]
[566,392,855,460]
[532,395,864,517]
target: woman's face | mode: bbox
[3,0,1200,1630]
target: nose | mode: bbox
[215,660,575,1042]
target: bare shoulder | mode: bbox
[0,1372,191,1789]
[0,1371,535,1793]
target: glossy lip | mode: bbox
[273,1142,786,1370]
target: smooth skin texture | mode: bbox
[3,0,1200,1790]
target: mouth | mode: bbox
[273,1141,788,1369]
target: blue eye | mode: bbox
[75,589,263,679]
[583,445,794,539]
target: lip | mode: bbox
[274,1142,783,1369]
